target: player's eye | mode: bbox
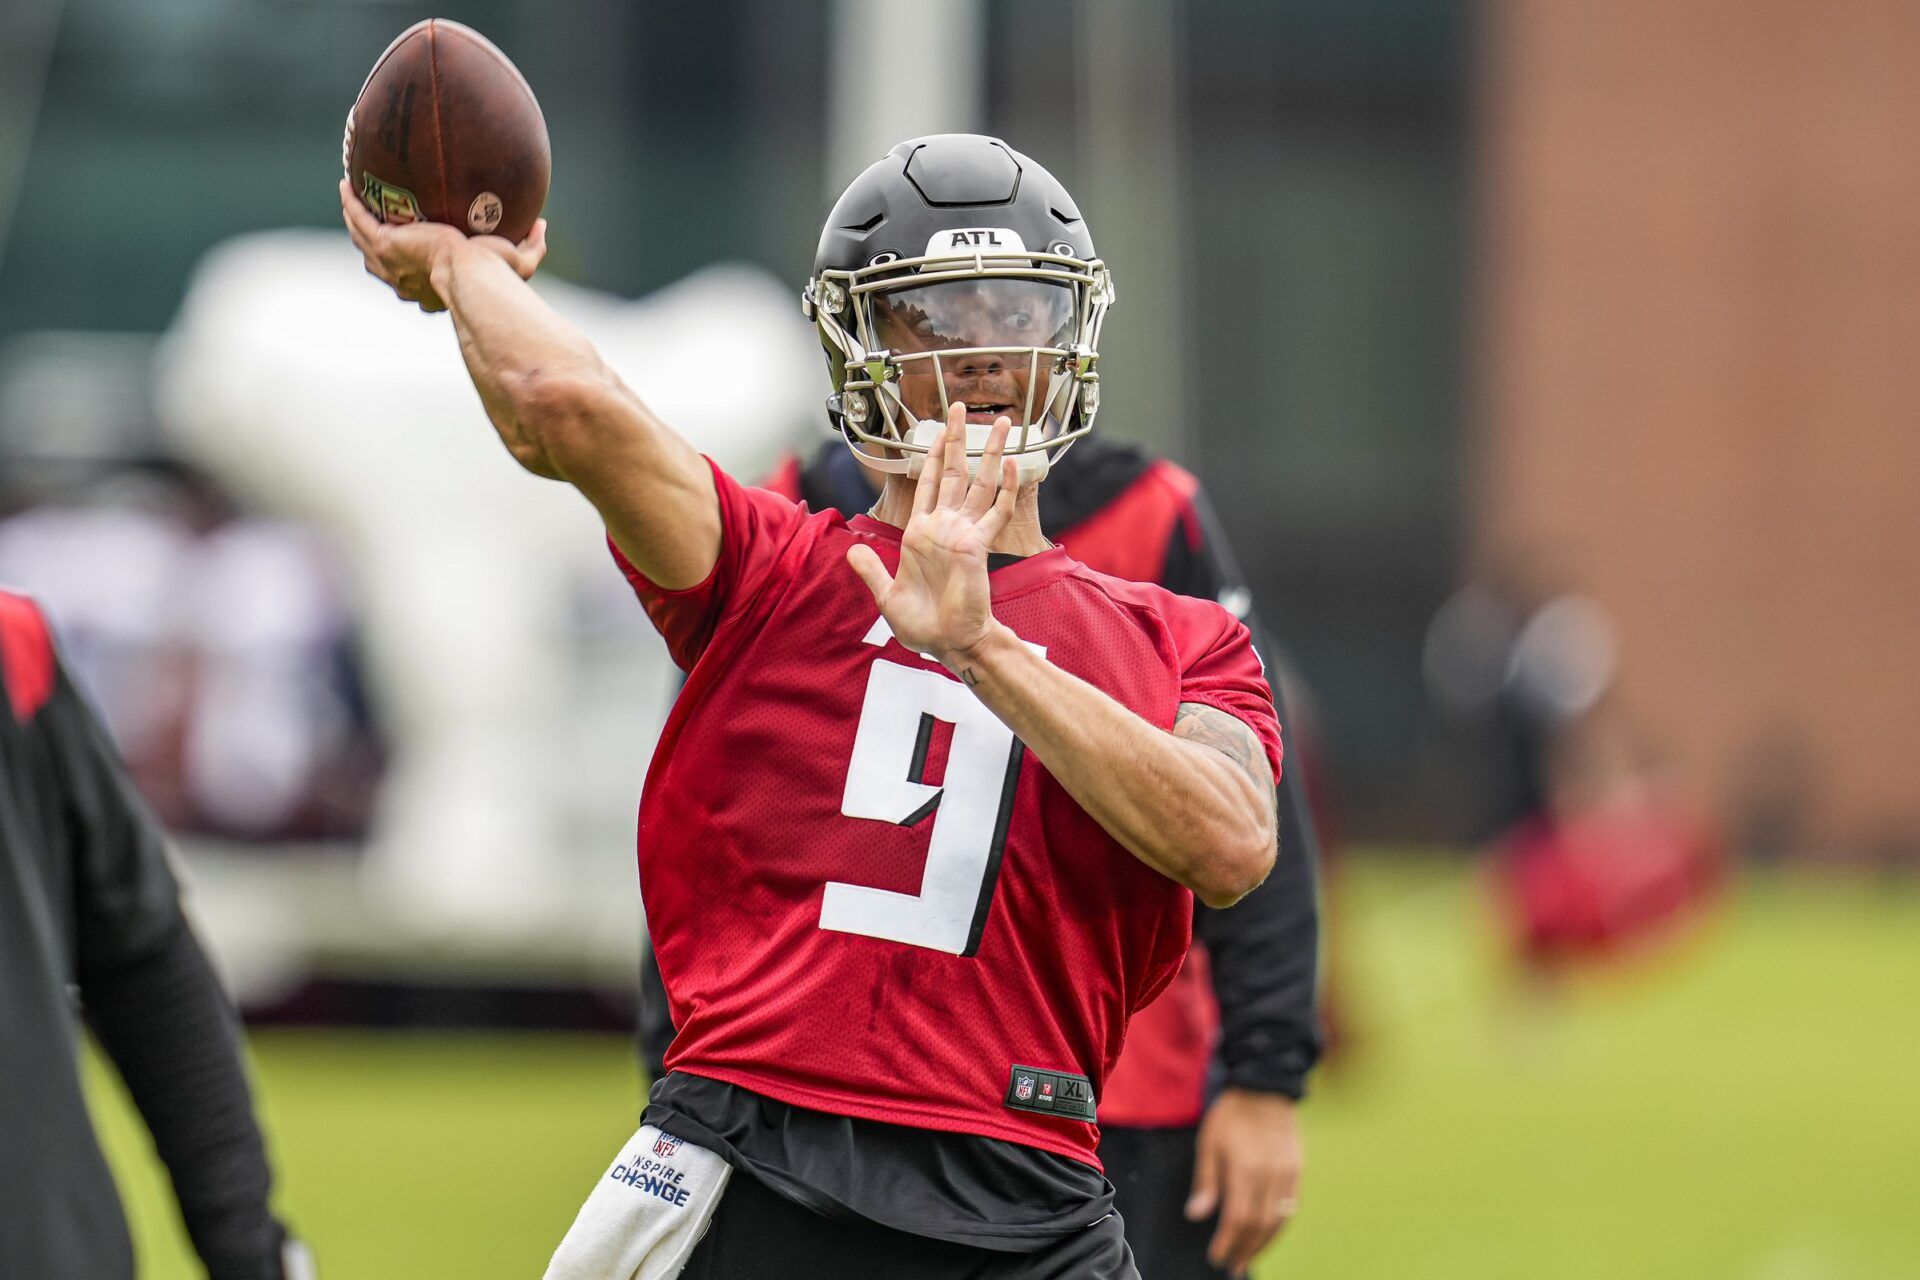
[1005,310,1034,331]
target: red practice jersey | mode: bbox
[762,451,1229,1129]
[616,461,1281,1166]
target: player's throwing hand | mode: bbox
[338,177,546,312]
[846,401,1020,675]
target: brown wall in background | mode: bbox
[1478,0,1920,856]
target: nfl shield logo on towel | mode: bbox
[653,1133,683,1159]
[1015,1074,1035,1101]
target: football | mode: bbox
[344,18,550,242]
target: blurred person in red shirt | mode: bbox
[1426,572,1724,978]
[1496,700,1724,975]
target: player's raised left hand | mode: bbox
[846,401,1019,673]
[338,178,546,312]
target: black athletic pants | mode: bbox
[680,1170,1139,1280]
[1099,1125,1232,1280]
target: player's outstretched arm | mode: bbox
[974,667,1277,909]
[847,411,1277,908]
[339,181,720,589]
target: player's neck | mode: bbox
[871,476,1053,556]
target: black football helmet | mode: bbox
[803,135,1114,482]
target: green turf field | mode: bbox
[90,856,1920,1279]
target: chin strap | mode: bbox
[901,418,1054,484]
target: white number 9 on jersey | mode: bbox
[819,649,1029,957]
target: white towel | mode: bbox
[544,1124,733,1280]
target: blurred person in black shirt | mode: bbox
[0,589,311,1280]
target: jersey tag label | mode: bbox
[1004,1064,1097,1122]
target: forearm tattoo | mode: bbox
[1174,702,1274,792]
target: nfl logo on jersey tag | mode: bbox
[1006,1064,1098,1122]
[653,1133,683,1159]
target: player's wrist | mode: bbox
[1216,1084,1300,1109]
[941,620,1018,688]
[429,227,505,296]
[425,233,472,299]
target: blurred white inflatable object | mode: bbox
[156,230,815,945]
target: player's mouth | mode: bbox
[963,401,1015,425]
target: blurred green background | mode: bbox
[4,0,1913,1274]
[94,856,1920,1280]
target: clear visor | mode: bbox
[867,278,1079,437]
[872,277,1077,353]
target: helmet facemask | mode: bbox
[808,236,1113,484]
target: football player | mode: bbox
[637,437,1323,1277]
[0,591,312,1280]
[342,134,1283,1279]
